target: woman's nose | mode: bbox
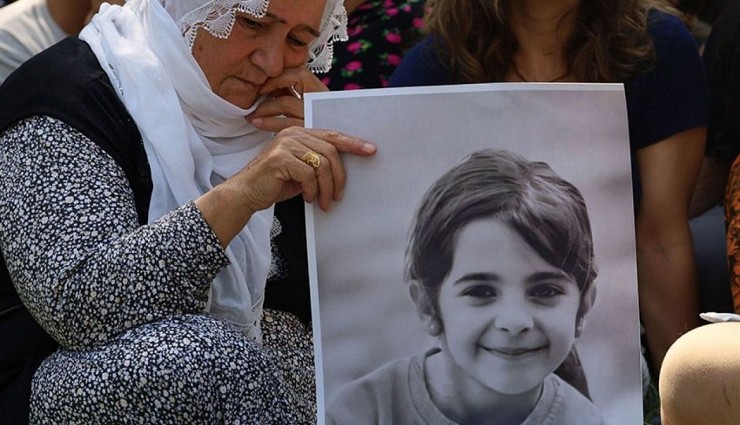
[251,43,285,78]
[493,302,534,335]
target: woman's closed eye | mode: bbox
[237,16,311,48]
[287,33,310,47]
[238,16,265,31]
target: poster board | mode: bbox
[305,83,642,425]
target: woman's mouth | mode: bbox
[236,77,257,89]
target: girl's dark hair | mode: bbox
[405,149,597,308]
[423,0,677,83]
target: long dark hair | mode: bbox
[423,0,677,83]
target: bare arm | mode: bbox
[636,126,706,373]
[688,155,733,218]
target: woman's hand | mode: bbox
[235,127,373,211]
[246,66,329,132]
[195,127,375,247]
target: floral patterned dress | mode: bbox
[726,155,740,313]
[321,0,425,91]
[0,116,316,424]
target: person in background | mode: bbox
[0,0,376,423]
[0,0,124,84]
[674,0,731,49]
[688,0,740,315]
[389,0,707,378]
[728,156,740,312]
[321,0,425,90]
[666,4,740,395]
[706,0,740,313]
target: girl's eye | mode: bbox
[528,284,565,300]
[461,285,497,299]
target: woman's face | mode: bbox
[435,219,582,396]
[191,0,326,109]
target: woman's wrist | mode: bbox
[194,183,257,248]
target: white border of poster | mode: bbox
[305,83,642,425]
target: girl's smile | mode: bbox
[484,345,547,359]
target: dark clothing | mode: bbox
[389,11,708,205]
[703,0,740,161]
[0,38,151,217]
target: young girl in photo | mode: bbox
[327,149,602,425]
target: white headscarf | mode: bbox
[79,0,347,341]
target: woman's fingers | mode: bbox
[305,128,377,156]
[289,157,319,205]
[260,66,329,97]
[236,127,376,213]
[293,139,344,202]
[249,96,304,120]
[247,96,304,132]
[246,68,329,131]
[310,153,336,210]
[290,145,336,210]
[283,127,376,203]
[249,115,304,133]
[302,130,375,201]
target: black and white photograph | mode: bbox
[305,84,643,425]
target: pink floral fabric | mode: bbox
[321,0,425,90]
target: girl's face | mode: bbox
[434,219,582,395]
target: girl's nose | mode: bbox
[493,302,534,335]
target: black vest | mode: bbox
[0,37,150,424]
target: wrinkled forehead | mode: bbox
[159,0,343,72]
[161,0,332,29]
[162,0,252,24]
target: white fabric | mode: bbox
[700,312,740,322]
[0,0,67,84]
[80,0,277,341]
[163,0,348,72]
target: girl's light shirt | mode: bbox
[326,348,603,425]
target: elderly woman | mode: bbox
[0,0,375,422]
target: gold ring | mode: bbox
[301,151,321,168]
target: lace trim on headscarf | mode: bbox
[177,0,268,47]
[308,0,348,73]
[175,0,348,73]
